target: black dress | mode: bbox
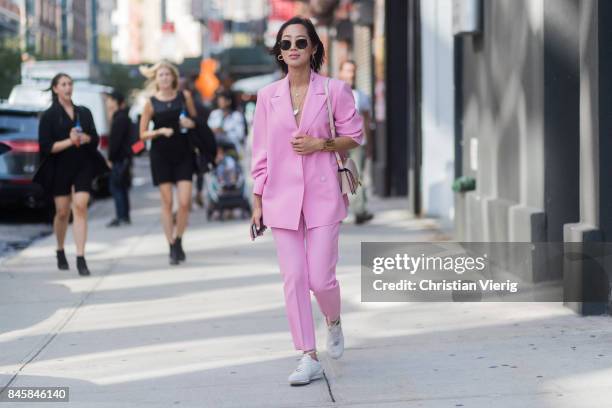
[34,101,109,197]
[149,92,194,186]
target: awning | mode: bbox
[212,46,277,78]
[231,71,282,95]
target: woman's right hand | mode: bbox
[159,127,174,138]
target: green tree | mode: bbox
[98,63,145,98]
[0,37,21,99]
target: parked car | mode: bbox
[8,82,113,196]
[0,104,47,209]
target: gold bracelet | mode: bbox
[322,139,335,152]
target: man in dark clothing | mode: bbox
[179,77,213,208]
[105,91,133,227]
[192,95,213,208]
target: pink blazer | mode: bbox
[251,71,364,230]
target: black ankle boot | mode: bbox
[175,237,186,262]
[169,242,180,265]
[76,256,90,276]
[56,249,69,270]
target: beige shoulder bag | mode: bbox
[324,78,361,195]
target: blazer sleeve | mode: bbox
[332,81,364,145]
[38,110,55,158]
[250,90,268,195]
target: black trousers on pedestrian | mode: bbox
[110,158,131,221]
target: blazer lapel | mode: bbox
[269,71,328,135]
[270,75,296,129]
[299,72,327,135]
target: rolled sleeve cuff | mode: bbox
[343,128,364,146]
[253,177,265,195]
[336,114,364,146]
[354,131,365,146]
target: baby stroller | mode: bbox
[205,137,251,221]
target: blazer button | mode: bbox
[320,176,327,182]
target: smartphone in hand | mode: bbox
[250,221,267,241]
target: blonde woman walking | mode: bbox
[139,61,198,265]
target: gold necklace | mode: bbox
[290,85,308,116]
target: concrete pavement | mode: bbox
[1,160,612,407]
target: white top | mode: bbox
[207,109,246,147]
[352,89,371,145]
[352,89,371,116]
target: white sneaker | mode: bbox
[288,354,324,385]
[327,318,344,359]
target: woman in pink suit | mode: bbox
[251,16,363,386]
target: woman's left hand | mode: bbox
[291,135,323,155]
[180,116,196,130]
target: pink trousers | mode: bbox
[271,214,341,351]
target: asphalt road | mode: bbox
[0,207,53,263]
[0,157,151,264]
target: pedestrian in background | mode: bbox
[139,61,198,265]
[208,90,246,161]
[338,60,374,225]
[105,91,132,227]
[251,16,363,385]
[34,73,109,276]
[179,77,212,208]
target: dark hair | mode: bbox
[45,73,72,103]
[270,16,325,74]
[106,90,125,105]
[215,90,237,111]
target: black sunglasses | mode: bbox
[280,38,309,51]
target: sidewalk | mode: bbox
[1,162,612,407]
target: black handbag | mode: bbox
[187,120,217,174]
[181,96,217,174]
[32,156,56,194]
[189,122,216,156]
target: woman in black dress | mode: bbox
[35,73,109,276]
[139,61,198,265]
